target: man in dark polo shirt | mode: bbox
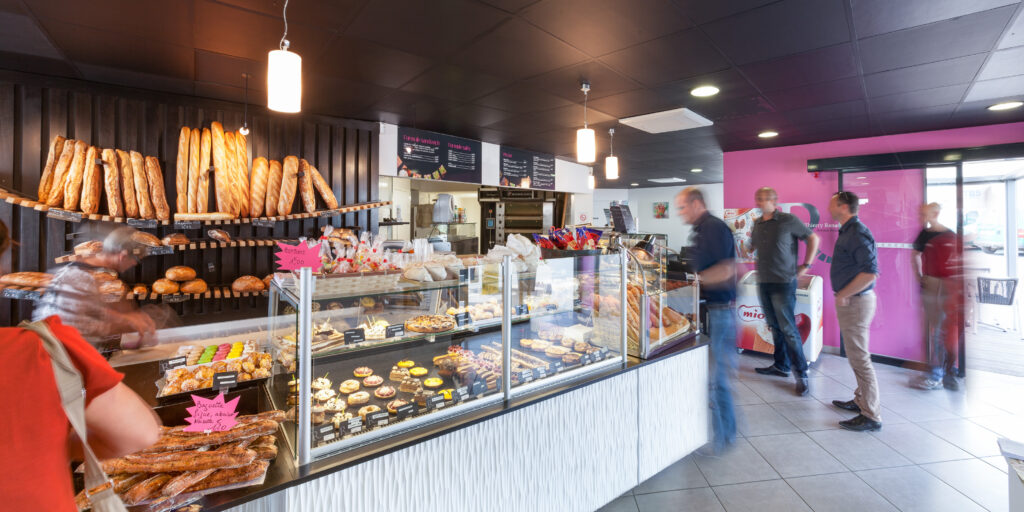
[676,187,737,452]
[750,187,820,396]
[828,191,882,432]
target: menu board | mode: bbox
[398,127,481,183]
[610,204,636,234]
[499,146,556,190]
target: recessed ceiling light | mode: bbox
[690,168,702,173]
[988,101,1023,111]
[690,85,719,97]
[630,182,639,186]
[758,130,779,138]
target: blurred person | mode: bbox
[828,191,882,432]
[0,220,161,510]
[750,187,820,396]
[33,226,157,348]
[911,202,961,391]
[677,187,738,452]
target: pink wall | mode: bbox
[724,121,1024,362]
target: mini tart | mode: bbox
[545,346,570,358]
[389,366,410,381]
[396,359,415,368]
[324,397,347,413]
[409,367,429,377]
[387,399,409,414]
[357,405,380,420]
[339,379,361,394]
[362,375,384,387]
[519,338,535,349]
[374,385,397,399]
[437,388,453,400]
[353,366,373,378]
[574,341,591,353]
[311,377,332,391]
[423,377,443,389]
[562,353,582,364]
[530,339,551,352]
[347,391,370,405]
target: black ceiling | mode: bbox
[2,0,1024,188]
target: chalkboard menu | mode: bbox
[398,127,481,183]
[610,204,636,233]
[499,146,556,190]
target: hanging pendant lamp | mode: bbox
[268,0,302,113]
[239,73,251,135]
[605,128,618,180]
[588,170,595,190]
[576,82,595,163]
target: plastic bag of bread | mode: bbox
[231,275,265,293]
[131,231,162,247]
[180,278,208,294]
[162,233,189,246]
[423,262,446,281]
[207,229,231,243]
[165,266,197,281]
[152,278,179,295]
[402,265,432,282]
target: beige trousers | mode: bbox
[836,291,881,422]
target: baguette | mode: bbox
[101,446,257,474]
[176,126,190,214]
[198,127,212,213]
[277,156,299,216]
[210,122,236,217]
[249,157,268,217]
[308,162,338,209]
[224,131,245,218]
[45,139,77,207]
[182,460,268,494]
[117,149,139,218]
[297,159,316,213]
[145,156,171,220]
[234,130,250,217]
[161,411,286,438]
[79,146,102,214]
[122,473,173,506]
[172,212,234,221]
[139,419,279,453]
[264,160,283,217]
[75,473,146,511]
[186,128,201,213]
[160,469,214,498]
[252,444,278,460]
[62,140,89,210]
[130,151,155,219]
[38,135,66,201]
[100,148,124,217]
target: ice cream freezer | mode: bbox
[736,270,823,363]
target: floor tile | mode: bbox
[807,429,912,471]
[881,392,958,422]
[731,381,766,406]
[968,414,1024,439]
[786,473,898,512]
[634,487,724,512]
[922,458,1009,512]
[737,404,801,437]
[635,455,708,494]
[747,433,847,478]
[981,455,1009,473]
[806,376,853,402]
[747,378,818,404]
[869,422,973,464]
[770,400,848,432]
[597,495,639,512]
[712,479,811,512]
[917,418,1002,457]
[856,466,986,512]
[912,390,1010,418]
[692,438,780,486]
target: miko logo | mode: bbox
[738,305,765,322]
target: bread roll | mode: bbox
[116,149,139,218]
[62,140,89,210]
[207,229,231,243]
[79,146,102,214]
[198,127,212,214]
[131,231,162,247]
[234,130,250,218]
[176,126,190,214]
[45,139,77,207]
[265,160,283,217]
[308,163,338,210]
[152,278,180,295]
[38,135,67,201]
[89,269,118,282]
[74,240,104,255]
[165,266,197,281]
[298,159,316,213]
[100,148,124,217]
[145,156,171,221]
[0,272,53,288]
[249,157,268,218]
[132,284,148,295]
[161,233,189,246]
[180,278,208,294]
[210,122,235,217]
[99,279,127,297]
[231,275,265,293]
[277,156,299,216]
[262,274,273,290]
[130,151,155,219]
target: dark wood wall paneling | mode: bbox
[0,70,379,327]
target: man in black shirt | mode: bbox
[750,187,820,396]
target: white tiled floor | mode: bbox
[600,352,1021,512]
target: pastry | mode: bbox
[374,386,396,399]
[545,346,570,358]
[562,353,582,365]
[530,339,552,352]
[131,231,162,247]
[265,159,283,217]
[435,357,457,378]
[197,127,212,213]
[207,228,231,243]
[131,284,147,295]
[187,127,201,213]
[362,375,384,387]
[98,280,127,297]
[130,151,155,219]
[331,412,353,429]
[437,389,453,400]
[249,156,268,217]
[347,391,370,405]
[559,336,575,348]
[413,389,434,407]
[162,233,189,246]
[232,275,265,293]
[386,399,409,414]
[397,359,415,368]
[176,126,190,214]
[338,380,360,394]
[165,266,197,281]
[324,397,347,413]
[573,341,592,353]
[519,338,535,349]
[311,406,326,425]
[62,140,88,210]
[311,376,332,391]
[353,366,373,378]
[45,139,76,207]
[115,149,139,218]
[404,314,456,333]
[357,405,380,420]
[313,388,336,402]
[409,367,428,378]
[152,278,179,295]
[38,135,66,201]
[100,149,124,218]
[423,378,443,389]
[277,155,299,216]
[180,279,208,294]
[388,366,409,382]
[398,377,422,393]
[298,158,316,213]
[263,274,273,290]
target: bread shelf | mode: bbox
[0,281,267,303]
[54,238,298,264]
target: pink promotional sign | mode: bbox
[183,393,240,432]
[274,241,322,271]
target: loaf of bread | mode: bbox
[308,162,338,210]
[224,131,245,218]
[116,149,139,218]
[173,212,233,221]
[198,127,212,214]
[265,160,283,217]
[38,135,67,201]
[180,278,208,294]
[249,157,268,218]
[132,283,148,295]
[145,156,171,221]
[100,148,124,217]
[176,126,191,215]
[298,159,316,213]
[79,146,102,214]
[46,139,78,207]
[74,240,104,255]
[99,279,127,297]
[131,231,162,247]
[0,272,53,288]
[187,128,201,213]
[63,140,89,211]
[90,269,118,282]
[231,275,265,293]
[262,274,273,290]
[207,229,231,243]
[234,130,250,218]
[210,122,236,217]
[165,266,197,281]
[161,233,189,246]
[152,278,180,295]
[277,156,299,216]
[130,151,155,219]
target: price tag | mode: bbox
[344,328,365,344]
[174,220,201,230]
[367,411,390,427]
[458,268,469,283]
[149,245,175,255]
[314,424,335,445]
[552,362,565,374]
[252,218,276,228]
[338,417,363,435]
[127,218,158,229]
[395,403,416,420]
[518,370,534,384]
[47,209,83,222]
[454,312,471,326]
[159,356,187,373]
[1,287,40,300]
[471,380,486,396]
[581,354,593,366]
[162,293,189,303]
[212,371,237,391]
[515,304,529,316]
[533,367,547,380]
[455,386,470,402]
[425,395,446,411]
[385,324,405,338]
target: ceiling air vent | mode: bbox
[619,107,713,134]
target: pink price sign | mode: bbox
[274,241,322,271]
[183,393,240,432]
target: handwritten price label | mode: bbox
[274,241,322,271]
[183,393,240,432]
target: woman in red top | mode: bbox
[0,221,161,510]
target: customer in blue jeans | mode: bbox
[750,187,819,396]
[677,187,738,452]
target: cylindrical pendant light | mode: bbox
[576,82,595,163]
[605,128,618,179]
[268,0,301,113]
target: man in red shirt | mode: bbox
[911,203,961,390]
[0,221,160,510]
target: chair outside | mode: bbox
[976,277,1019,333]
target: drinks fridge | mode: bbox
[736,270,824,363]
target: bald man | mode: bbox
[912,203,960,391]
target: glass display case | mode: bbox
[267,251,627,464]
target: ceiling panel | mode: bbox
[317,35,433,89]
[474,84,574,113]
[305,76,392,116]
[0,50,78,78]
[599,29,729,86]
[739,43,858,92]
[79,63,195,96]
[0,12,63,59]
[866,84,969,114]
[363,90,459,124]
[850,0,1018,38]
[672,0,778,25]
[213,0,367,32]
[964,74,1024,102]
[525,60,640,102]
[42,19,194,79]
[194,50,264,91]
[400,64,509,101]
[998,7,1024,49]
[586,88,686,119]
[478,0,541,14]
[442,104,513,128]
[28,0,194,47]
[785,99,867,125]
[977,45,1024,81]
[862,54,987,97]
[193,1,333,64]
[765,76,864,111]
[456,18,589,80]
[345,0,508,59]
[703,0,850,65]
[521,0,690,57]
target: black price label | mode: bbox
[174,220,201,230]
[367,411,390,427]
[533,367,547,380]
[2,288,40,300]
[149,245,174,255]
[515,304,529,316]
[395,403,416,420]
[425,395,446,411]
[314,424,335,444]
[454,312,471,326]
[159,356,187,373]
[471,380,486,396]
[47,209,83,222]
[127,218,158,229]
[319,432,337,444]
[552,362,565,373]
[162,293,189,303]
[344,328,365,344]
[319,210,335,218]
[213,371,237,390]
[252,218,276,228]
[385,324,405,338]
[456,386,470,402]
[339,417,363,435]
[581,354,593,365]
[518,370,534,384]
[458,268,469,283]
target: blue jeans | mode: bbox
[708,305,737,451]
[758,280,808,378]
